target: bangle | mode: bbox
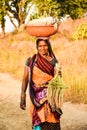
[21,93,26,98]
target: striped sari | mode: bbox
[26,53,61,130]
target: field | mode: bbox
[0,18,87,103]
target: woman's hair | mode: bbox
[36,38,58,62]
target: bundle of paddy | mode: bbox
[47,74,67,112]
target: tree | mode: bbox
[29,0,60,19]
[27,0,87,20]
[0,0,32,34]
[5,0,31,27]
[56,0,87,19]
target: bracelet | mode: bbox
[21,93,26,98]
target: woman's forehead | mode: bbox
[38,40,48,45]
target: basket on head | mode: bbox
[25,25,58,37]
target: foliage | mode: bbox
[72,23,87,40]
[0,0,7,33]
[30,0,87,20]
[56,0,87,19]
[30,0,59,19]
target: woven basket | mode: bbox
[25,25,58,37]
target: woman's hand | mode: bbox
[20,93,26,110]
[58,70,62,77]
[54,63,62,77]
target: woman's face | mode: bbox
[37,40,49,56]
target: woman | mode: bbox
[20,38,62,130]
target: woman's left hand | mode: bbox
[20,93,26,110]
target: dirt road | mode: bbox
[0,73,87,130]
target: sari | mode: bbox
[26,53,61,130]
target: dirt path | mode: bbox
[0,73,87,130]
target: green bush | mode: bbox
[72,23,87,40]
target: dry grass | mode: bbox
[53,39,87,103]
[0,33,36,80]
